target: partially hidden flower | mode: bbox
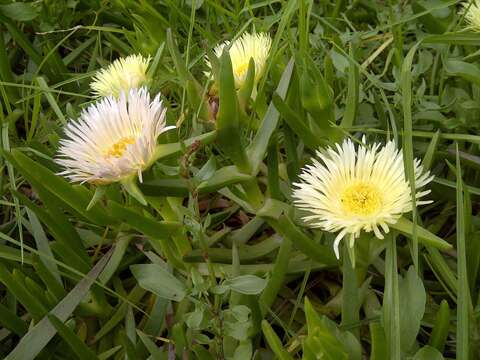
[207,32,272,89]
[461,0,480,32]
[56,87,174,184]
[90,54,150,97]
[292,138,433,258]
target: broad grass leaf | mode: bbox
[151,131,217,163]
[399,266,426,352]
[444,60,480,87]
[109,201,181,239]
[412,0,452,34]
[196,165,253,194]
[130,263,186,301]
[424,32,480,45]
[391,217,451,251]
[140,178,190,197]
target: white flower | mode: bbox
[292,138,433,258]
[207,32,272,88]
[56,88,174,184]
[90,54,150,97]
[462,0,480,32]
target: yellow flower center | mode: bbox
[234,62,249,79]
[341,183,382,216]
[104,137,135,158]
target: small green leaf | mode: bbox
[121,177,147,205]
[0,3,39,21]
[87,186,106,211]
[232,340,252,360]
[224,275,267,295]
[413,346,444,360]
[428,299,450,353]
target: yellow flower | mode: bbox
[56,88,175,184]
[90,54,150,97]
[462,0,480,32]
[207,32,272,89]
[292,138,433,258]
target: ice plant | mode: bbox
[461,0,480,32]
[90,54,150,97]
[56,87,174,185]
[292,138,433,258]
[207,32,272,89]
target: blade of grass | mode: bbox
[401,42,421,271]
[383,232,401,360]
[26,208,62,285]
[5,249,112,360]
[259,237,292,315]
[456,144,470,360]
[47,314,97,360]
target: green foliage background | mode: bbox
[0,0,478,359]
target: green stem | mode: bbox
[341,245,359,339]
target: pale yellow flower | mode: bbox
[207,32,272,89]
[56,88,174,184]
[90,55,150,97]
[292,138,433,258]
[462,0,480,32]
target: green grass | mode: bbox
[0,0,478,359]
